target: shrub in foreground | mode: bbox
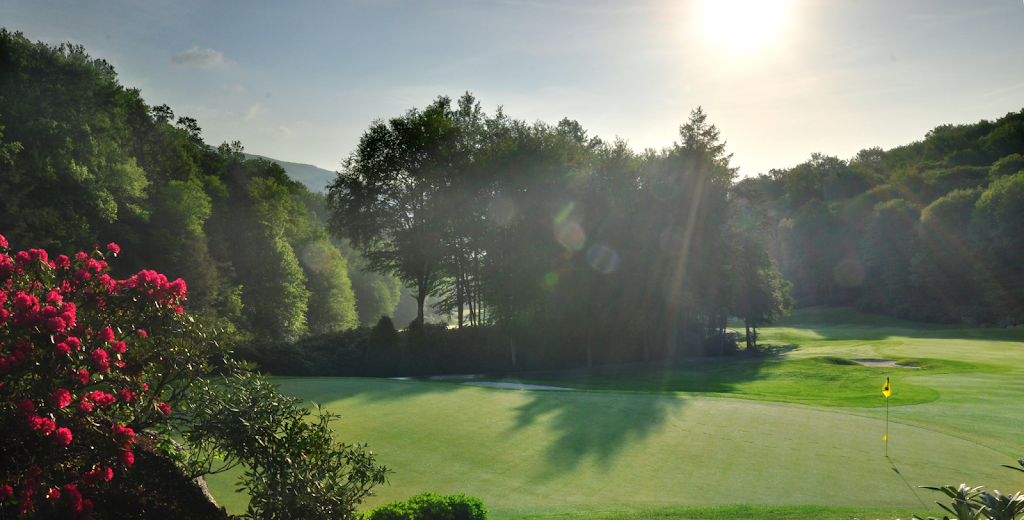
[365,492,487,520]
[0,238,214,517]
[915,459,1024,520]
[0,236,388,519]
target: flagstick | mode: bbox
[885,394,889,458]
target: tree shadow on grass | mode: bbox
[507,388,687,480]
[771,306,1024,345]
[274,376,465,406]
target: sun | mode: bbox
[702,0,788,51]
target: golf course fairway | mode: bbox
[204,308,1024,519]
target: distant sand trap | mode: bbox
[851,358,919,368]
[461,381,574,390]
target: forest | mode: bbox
[4,28,1022,376]
[741,114,1024,325]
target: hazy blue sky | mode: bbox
[5,0,1024,176]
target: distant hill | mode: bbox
[244,154,336,192]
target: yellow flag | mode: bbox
[882,377,891,398]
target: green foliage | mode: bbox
[232,328,369,377]
[0,30,362,341]
[302,239,360,334]
[744,108,1024,324]
[337,239,403,327]
[364,316,402,376]
[366,493,487,520]
[182,364,389,520]
[915,461,1024,520]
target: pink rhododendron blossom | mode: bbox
[15,251,31,264]
[27,415,56,434]
[112,424,135,444]
[16,399,36,416]
[45,488,61,502]
[81,467,113,486]
[117,389,134,402]
[0,484,12,500]
[54,342,71,355]
[73,269,91,281]
[110,340,126,354]
[65,336,81,351]
[106,243,120,255]
[118,450,134,467]
[91,349,110,372]
[87,391,116,407]
[61,484,82,513]
[55,254,70,268]
[98,327,114,342]
[158,402,171,416]
[52,389,71,409]
[47,316,67,332]
[28,249,47,262]
[14,292,39,311]
[75,368,90,384]
[0,233,7,248]
[137,329,147,338]
[53,427,73,446]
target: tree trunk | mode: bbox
[416,285,426,327]
[510,337,517,370]
[456,260,464,329]
[745,319,752,349]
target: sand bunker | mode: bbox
[851,359,919,368]
[461,381,574,391]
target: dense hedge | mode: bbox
[231,316,740,378]
[365,492,487,520]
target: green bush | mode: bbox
[364,316,401,377]
[183,364,389,520]
[365,492,487,520]
[915,460,1024,520]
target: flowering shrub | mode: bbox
[0,235,227,518]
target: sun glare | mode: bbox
[702,0,788,51]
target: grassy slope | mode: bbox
[206,307,1024,519]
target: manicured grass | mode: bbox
[518,504,917,520]
[205,377,1024,518]
[204,307,1024,519]
[461,356,1000,407]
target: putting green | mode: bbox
[204,307,1024,518]
[205,378,1023,518]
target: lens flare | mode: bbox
[554,201,576,224]
[586,244,620,274]
[488,197,517,226]
[833,258,866,287]
[543,272,559,286]
[300,243,332,274]
[555,223,586,251]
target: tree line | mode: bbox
[0,29,406,340]
[739,113,1024,325]
[328,95,792,368]
[1,29,793,371]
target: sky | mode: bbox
[5,0,1024,177]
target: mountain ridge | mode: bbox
[244,154,336,192]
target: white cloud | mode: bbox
[171,46,224,67]
[244,103,261,121]
[276,126,294,138]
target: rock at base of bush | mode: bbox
[90,432,231,520]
